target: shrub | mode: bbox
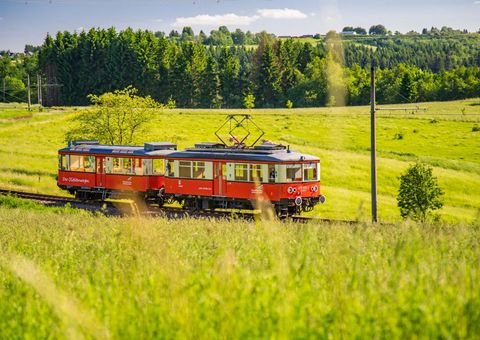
[397,162,444,221]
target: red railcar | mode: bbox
[163,142,325,216]
[57,140,176,204]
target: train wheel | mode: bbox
[182,198,198,211]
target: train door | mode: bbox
[213,162,227,196]
[96,156,106,187]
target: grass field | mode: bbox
[0,99,479,222]
[1,99,480,338]
[0,199,479,338]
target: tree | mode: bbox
[243,93,255,109]
[198,30,207,44]
[353,27,367,35]
[169,30,180,39]
[399,71,418,102]
[255,42,281,107]
[65,86,160,145]
[397,163,444,221]
[181,27,195,42]
[3,76,27,102]
[232,29,246,45]
[200,55,222,108]
[369,24,388,35]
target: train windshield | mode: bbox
[286,164,303,182]
[303,163,318,181]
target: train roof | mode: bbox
[166,142,319,162]
[59,141,177,156]
[59,141,319,162]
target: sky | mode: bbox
[0,0,479,52]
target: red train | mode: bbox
[57,140,326,216]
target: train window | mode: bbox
[123,158,133,174]
[153,159,164,175]
[268,164,276,183]
[112,158,123,174]
[135,158,143,176]
[303,163,318,181]
[67,155,95,172]
[58,155,67,170]
[286,164,302,182]
[249,164,263,182]
[84,156,95,173]
[179,161,192,178]
[234,163,248,181]
[166,160,175,177]
[193,161,206,179]
[69,155,83,171]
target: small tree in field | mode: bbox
[243,93,255,110]
[66,86,160,145]
[397,163,444,221]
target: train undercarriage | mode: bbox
[65,185,324,217]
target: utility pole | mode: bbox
[27,74,31,111]
[37,74,42,106]
[370,65,378,223]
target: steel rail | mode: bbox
[0,189,357,224]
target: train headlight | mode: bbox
[294,197,303,206]
[311,185,318,192]
[288,186,296,194]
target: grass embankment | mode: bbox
[0,99,479,222]
[0,201,479,338]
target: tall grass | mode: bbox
[1,204,479,338]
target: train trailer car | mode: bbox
[57,140,176,203]
[163,142,326,216]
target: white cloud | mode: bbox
[257,8,308,19]
[155,19,163,23]
[173,13,259,27]
[474,1,480,4]
[172,8,308,28]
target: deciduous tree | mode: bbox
[397,163,444,221]
[65,86,160,145]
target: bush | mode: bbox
[397,162,444,221]
[393,133,404,140]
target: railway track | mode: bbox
[0,189,355,224]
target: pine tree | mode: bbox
[399,71,418,102]
[200,55,222,108]
[255,43,281,107]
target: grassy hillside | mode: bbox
[0,202,479,338]
[0,99,479,222]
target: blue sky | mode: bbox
[1,0,479,52]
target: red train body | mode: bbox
[57,140,326,216]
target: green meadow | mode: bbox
[0,99,479,222]
[0,200,479,338]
